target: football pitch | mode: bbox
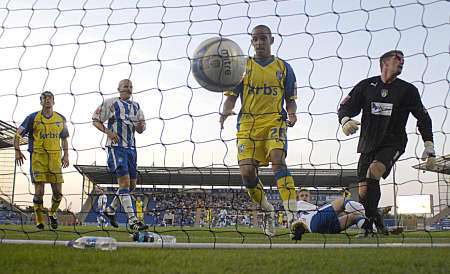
[1,225,450,274]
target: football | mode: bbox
[191,37,246,92]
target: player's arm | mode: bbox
[409,86,435,169]
[220,87,239,129]
[135,104,146,134]
[14,115,32,166]
[61,137,69,168]
[337,80,365,136]
[92,101,119,143]
[283,61,298,127]
[60,116,70,168]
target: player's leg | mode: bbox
[30,152,46,229]
[47,151,64,228]
[240,158,275,236]
[103,147,124,228]
[336,200,368,231]
[49,182,63,229]
[270,148,297,227]
[356,153,376,235]
[125,148,147,230]
[105,147,121,217]
[33,182,45,229]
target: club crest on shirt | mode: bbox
[276,70,283,81]
[238,144,245,153]
[381,89,388,98]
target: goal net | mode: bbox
[0,0,448,247]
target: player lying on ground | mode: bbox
[291,197,369,241]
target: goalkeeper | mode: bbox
[337,50,435,236]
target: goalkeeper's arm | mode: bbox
[337,84,367,136]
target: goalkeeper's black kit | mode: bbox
[338,76,433,154]
[338,75,434,233]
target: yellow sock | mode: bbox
[247,181,265,204]
[34,204,44,225]
[49,198,61,217]
[247,179,273,211]
[276,175,296,202]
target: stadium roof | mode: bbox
[413,154,450,175]
[74,165,358,188]
[0,120,27,149]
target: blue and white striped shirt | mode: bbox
[92,97,145,148]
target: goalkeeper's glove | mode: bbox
[341,117,360,136]
[421,141,436,170]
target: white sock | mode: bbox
[260,195,274,213]
[109,190,121,212]
[283,199,297,225]
[117,188,137,223]
[356,217,366,229]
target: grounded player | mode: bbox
[92,79,148,231]
[291,196,369,241]
[14,91,69,230]
[220,25,298,236]
[97,188,108,227]
[338,50,435,235]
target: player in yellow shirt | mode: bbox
[14,91,69,230]
[135,196,144,222]
[220,25,298,236]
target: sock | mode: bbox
[275,169,297,224]
[117,187,137,223]
[366,180,381,220]
[355,216,367,229]
[247,179,274,212]
[275,169,296,201]
[282,199,297,225]
[34,203,44,225]
[109,190,121,212]
[49,196,62,218]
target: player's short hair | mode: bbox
[379,50,404,69]
[252,25,272,36]
[40,91,54,101]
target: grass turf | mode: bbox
[1,244,449,274]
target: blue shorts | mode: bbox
[107,147,137,179]
[309,205,341,234]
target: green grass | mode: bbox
[2,224,450,244]
[0,244,449,274]
[1,225,450,273]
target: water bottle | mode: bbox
[135,231,176,244]
[68,236,118,251]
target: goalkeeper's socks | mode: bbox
[117,188,136,221]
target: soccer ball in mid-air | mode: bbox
[191,37,246,92]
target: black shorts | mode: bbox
[358,146,403,180]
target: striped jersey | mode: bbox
[18,111,69,153]
[225,56,297,131]
[92,97,145,148]
[97,194,108,211]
